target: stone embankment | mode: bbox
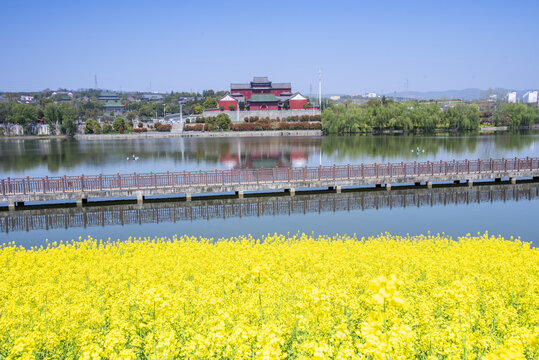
[75,130,322,140]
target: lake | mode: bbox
[1,133,538,246]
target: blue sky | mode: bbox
[1,0,538,94]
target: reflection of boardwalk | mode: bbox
[2,183,538,233]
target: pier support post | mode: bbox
[328,186,334,191]
[76,198,87,207]
[454,180,460,184]
[534,176,539,181]
[376,184,382,188]
[427,181,432,189]
[494,178,501,182]
[336,185,341,193]
[386,183,391,191]
[137,194,145,204]
[510,177,517,184]
[467,179,473,187]
[290,188,295,196]
[414,182,421,186]
[8,201,15,211]
[236,190,244,199]
[185,193,191,201]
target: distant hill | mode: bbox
[384,88,536,101]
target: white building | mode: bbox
[506,91,517,103]
[19,95,34,103]
[523,91,538,104]
[363,92,377,98]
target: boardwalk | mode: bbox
[1,157,539,210]
[2,182,538,233]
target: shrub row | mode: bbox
[133,128,148,133]
[156,124,172,132]
[184,124,204,131]
[244,115,321,123]
[231,122,321,131]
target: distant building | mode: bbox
[523,91,538,104]
[141,94,164,102]
[487,94,498,102]
[20,95,34,103]
[506,92,517,103]
[179,96,195,103]
[98,92,120,101]
[363,92,377,98]
[126,96,136,102]
[218,77,310,111]
[330,96,341,101]
[103,100,124,116]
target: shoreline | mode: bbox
[1,125,537,140]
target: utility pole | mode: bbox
[318,69,322,111]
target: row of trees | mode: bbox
[493,103,539,128]
[0,102,77,134]
[322,101,480,133]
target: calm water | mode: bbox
[1,133,538,246]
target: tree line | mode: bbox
[0,102,78,135]
[322,99,539,134]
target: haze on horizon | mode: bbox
[1,0,538,95]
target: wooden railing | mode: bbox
[1,157,538,196]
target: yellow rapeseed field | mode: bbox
[0,232,537,359]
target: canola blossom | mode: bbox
[0,233,538,359]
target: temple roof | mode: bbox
[248,94,279,102]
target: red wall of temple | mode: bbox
[289,99,308,110]
[218,100,237,110]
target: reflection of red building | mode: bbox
[218,76,310,111]
[220,149,308,169]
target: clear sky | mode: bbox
[1,0,538,94]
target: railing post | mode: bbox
[361,164,364,178]
[389,162,392,177]
[303,167,306,182]
[348,164,350,179]
[7,177,11,194]
[1,179,4,195]
[478,158,481,173]
[22,177,26,194]
[155,172,158,188]
[62,175,66,193]
[273,167,276,183]
[467,160,470,174]
[257,169,260,184]
[133,173,137,190]
[333,164,336,180]
[118,173,121,190]
[81,174,84,191]
[42,177,47,193]
[517,157,520,171]
[503,158,506,172]
[454,160,457,174]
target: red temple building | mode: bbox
[218,77,309,111]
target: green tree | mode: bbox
[203,97,218,109]
[58,103,77,135]
[0,102,12,124]
[112,117,126,132]
[215,113,231,130]
[193,104,204,114]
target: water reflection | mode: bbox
[1,132,538,177]
[3,182,537,234]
